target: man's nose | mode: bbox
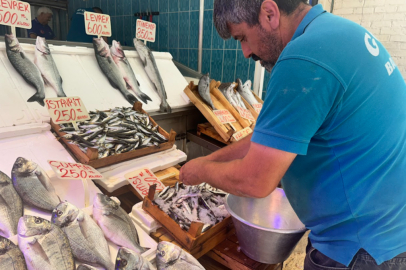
[241,43,253,59]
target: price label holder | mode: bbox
[84,11,111,39]
[125,168,166,199]
[48,160,104,207]
[0,0,31,36]
[135,19,156,45]
[236,106,255,122]
[232,127,253,141]
[252,103,263,114]
[44,96,90,131]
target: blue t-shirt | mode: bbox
[66,8,97,43]
[252,4,406,266]
[27,18,54,39]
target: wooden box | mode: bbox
[142,185,234,259]
[51,102,176,169]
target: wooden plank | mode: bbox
[197,123,231,145]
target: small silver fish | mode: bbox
[198,73,216,110]
[156,241,204,270]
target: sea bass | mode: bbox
[17,215,75,270]
[0,171,23,238]
[156,241,204,270]
[115,247,155,270]
[198,73,216,110]
[51,202,113,270]
[111,40,152,104]
[0,235,27,270]
[93,37,138,105]
[236,79,257,106]
[34,37,66,97]
[11,157,60,212]
[133,38,171,113]
[5,34,45,106]
[93,194,146,254]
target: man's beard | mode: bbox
[251,25,284,72]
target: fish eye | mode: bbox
[34,218,42,224]
[121,259,127,267]
[57,210,63,216]
[106,197,112,201]
[159,251,165,257]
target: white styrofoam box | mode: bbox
[95,145,187,193]
[130,202,162,234]
[0,123,50,140]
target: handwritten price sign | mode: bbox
[136,19,156,42]
[213,109,236,124]
[125,168,165,198]
[48,160,103,180]
[0,0,31,28]
[45,97,90,124]
[236,106,255,121]
[232,127,253,141]
[252,103,263,114]
[84,11,111,37]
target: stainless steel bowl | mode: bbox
[225,188,307,264]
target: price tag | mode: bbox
[125,168,165,198]
[236,106,255,121]
[252,103,263,114]
[213,110,236,124]
[48,160,103,180]
[0,0,31,28]
[232,127,253,141]
[136,19,156,42]
[84,11,111,37]
[45,97,90,124]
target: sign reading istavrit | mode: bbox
[125,168,165,198]
[0,0,31,28]
[44,96,90,124]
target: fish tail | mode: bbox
[27,93,45,106]
[125,93,139,105]
[141,92,152,102]
[160,101,172,113]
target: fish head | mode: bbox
[0,171,11,185]
[35,36,50,55]
[243,80,252,90]
[18,216,52,237]
[93,193,120,211]
[133,38,149,59]
[115,247,141,269]
[93,37,110,57]
[51,201,79,227]
[111,40,125,58]
[4,34,20,52]
[156,241,182,266]
[0,236,13,254]
[12,157,38,176]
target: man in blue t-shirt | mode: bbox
[66,7,108,43]
[27,6,54,39]
[180,0,406,269]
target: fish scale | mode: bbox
[0,236,27,270]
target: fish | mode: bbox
[133,38,172,113]
[5,34,45,106]
[236,79,258,106]
[34,37,66,97]
[115,247,155,270]
[93,194,146,254]
[111,40,152,104]
[77,265,99,270]
[156,241,205,270]
[224,83,238,108]
[198,73,216,110]
[0,171,23,238]
[17,215,75,270]
[11,157,60,212]
[93,37,138,105]
[0,235,27,270]
[51,202,113,270]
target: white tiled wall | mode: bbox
[319,0,406,80]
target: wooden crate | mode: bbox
[197,123,230,145]
[51,102,176,169]
[142,185,234,259]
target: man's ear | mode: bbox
[259,0,281,30]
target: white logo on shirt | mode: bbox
[365,33,379,57]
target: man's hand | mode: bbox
[179,157,206,186]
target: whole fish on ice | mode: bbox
[0,235,27,270]
[156,241,204,270]
[115,247,155,270]
[51,202,113,269]
[11,157,59,212]
[17,215,75,270]
[0,171,23,238]
[198,73,216,110]
[133,38,171,113]
[5,34,45,106]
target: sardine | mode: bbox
[115,247,155,270]
[0,235,27,270]
[198,73,216,110]
[156,241,204,270]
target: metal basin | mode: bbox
[225,188,307,264]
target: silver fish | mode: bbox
[11,157,59,212]
[0,171,23,238]
[5,34,45,106]
[133,38,172,113]
[156,241,204,270]
[77,265,99,270]
[34,37,66,97]
[93,38,138,105]
[115,247,155,270]
[224,83,238,108]
[0,235,27,270]
[17,215,75,270]
[198,73,216,110]
[111,40,152,104]
[93,194,146,254]
[236,79,257,106]
[51,202,113,270]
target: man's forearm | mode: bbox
[203,134,252,162]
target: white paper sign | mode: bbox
[236,106,255,121]
[252,103,263,114]
[84,11,111,37]
[136,19,156,42]
[45,96,90,124]
[125,168,165,198]
[213,109,237,124]
[232,127,253,141]
[48,160,103,180]
[0,0,31,29]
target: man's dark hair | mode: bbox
[92,7,103,13]
[214,0,308,39]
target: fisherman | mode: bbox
[67,7,108,43]
[27,7,54,39]
[179,0,406,269]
